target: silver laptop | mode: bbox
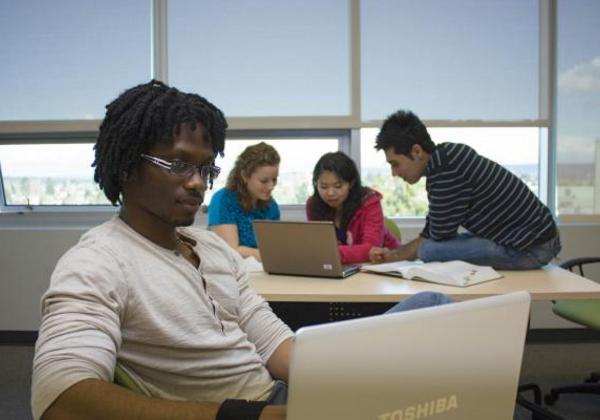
[287,291,531,420]
[253,220,360,278]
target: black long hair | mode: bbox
[93,80,227,205]
[308,151,366,231]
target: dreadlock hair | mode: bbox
[226,142,280,213]
[308,151,368,232]
[375,110,435,156]
[93,79,227,205]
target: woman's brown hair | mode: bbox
[226,142,280,212]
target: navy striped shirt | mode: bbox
[421,143,556,251]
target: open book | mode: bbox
[363,260,502,287]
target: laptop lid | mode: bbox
[287,291,531,420]
[253,220,359,278]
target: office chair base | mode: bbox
[585,372,600,383]
[518,384,566,420]
[545,383,600,405]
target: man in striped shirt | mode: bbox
[369,110,561,270]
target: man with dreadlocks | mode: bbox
[31,81,291,420]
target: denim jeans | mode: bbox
[266,291,453,405]
[383,290,454,313]
[267,380,289,405]
[418,232,562,270]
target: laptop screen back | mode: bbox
[253,220,357,278]
[287,291,531,420]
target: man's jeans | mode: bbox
[266,291,453,405]
[418,232,562,270]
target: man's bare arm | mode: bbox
[369,237,423,263]
[388,236,423,261]
[42,379,286,420]
[42,379,219,420]
[266,337,292,383]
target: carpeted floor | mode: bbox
[2,341,599,420]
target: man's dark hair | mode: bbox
[375,110,435,156]
[93,80,227,205]
[308,151,366,232]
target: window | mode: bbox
[0,0,151,121]
[361,127,541,217]
[556,0,600,216]
[0,133,344,209]
[361,0,539,122]
[1,1,596,224]
[168,0,350,117]
[206,133,344,206]
[0,143,107,207]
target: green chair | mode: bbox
[383,216,401,242]
[544,257,600,406]
[113,363,147,395]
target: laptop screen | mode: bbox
[286,291,531,420]
[254,220,358,278]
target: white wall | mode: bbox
[0,215,599,331]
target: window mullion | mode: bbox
[152,0,169,82]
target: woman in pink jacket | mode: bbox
[305,151,401,264]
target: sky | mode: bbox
[0,139,339,179]
[0,128,538,181]
[361,127,540,171]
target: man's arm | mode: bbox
[232,253,294,381]
[42,379,219,420]
[266,337,292,382]
[369,236,424,263]
[43,379,286,420]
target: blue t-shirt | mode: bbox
[208,188,280,248]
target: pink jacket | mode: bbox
[306,189,401,264]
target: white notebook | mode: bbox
[363,260,502,287]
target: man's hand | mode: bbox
[369,237,424,264]
[369,247,391,263]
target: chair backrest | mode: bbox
[559,257,600,277]
[383,216,401,241]
[113,363,147,395]
[554,257,600,329]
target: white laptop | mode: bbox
[253,220,360,278]
[287,291,531,420]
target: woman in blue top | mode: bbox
[208,142,280,261]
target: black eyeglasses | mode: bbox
[140,153,221,188]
